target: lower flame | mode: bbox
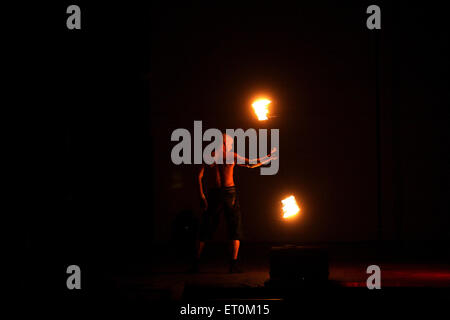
[252,99,271,120]
[282,195,300,218]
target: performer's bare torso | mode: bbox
[207,162,236,188]
[199,134,276,205]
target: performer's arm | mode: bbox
[236,147,276,163]
[198,165,208,210]
[239,156,277,168]
[234,147,277,168]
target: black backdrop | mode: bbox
[24,1,449,289]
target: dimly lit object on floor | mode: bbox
[281,195,300,219]
[265,245,329,287]
[252,98,271,120]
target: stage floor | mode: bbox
[108,242,450,301]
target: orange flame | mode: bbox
[252,99,271,120]
[282,195,300,218]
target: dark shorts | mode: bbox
[199,186,243,241]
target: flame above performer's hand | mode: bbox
[252,99,271,120]
[282,195,300,218]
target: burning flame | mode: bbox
[282,195,300,219]
[252,99,271,120]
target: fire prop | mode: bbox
[252,99,271,120]
[282,195,300,219]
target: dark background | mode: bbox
[24,0,449,300]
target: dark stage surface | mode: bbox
[67,242,450,318]
[113,243,450,299]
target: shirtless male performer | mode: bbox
[191,133,277,273]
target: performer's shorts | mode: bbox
[199,186,243,241]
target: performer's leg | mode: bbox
[223,187,243,273]
[196,240,205,259]
[189,214,209,273]
[231,239,240,260]
[189,189,221,273]
[188,240,205,273]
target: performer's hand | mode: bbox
[271,147,277,154]
[201,195,208,211]
[258,155,277,167]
